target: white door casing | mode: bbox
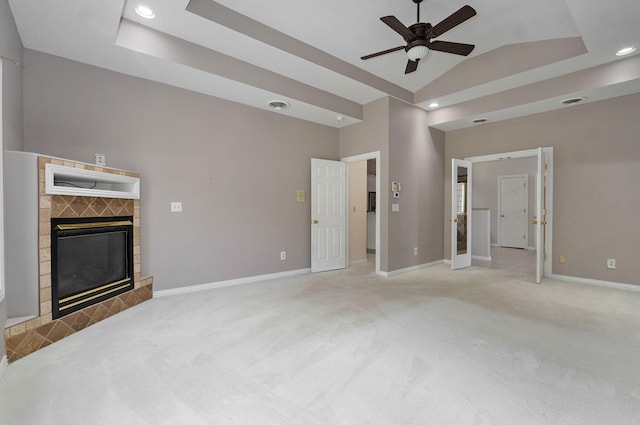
[0,61,4,301]
[465,148,553,281]
[311,158,346,273]
[535,148,546,283]
[342,151,382,276]
[451,159,472,270]
[498,174,528,249]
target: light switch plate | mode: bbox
[392,203,399,212]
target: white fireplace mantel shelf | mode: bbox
[45,163,140,199]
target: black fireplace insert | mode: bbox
[51,216,134,318]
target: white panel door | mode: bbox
[311,159,346,273]
[535,148,546,283]
[451,159,472,270]
[498,175,528,249]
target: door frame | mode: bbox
[0,61,4,301]
[451,159,473,269]
[497,173,529,249]
[465,148,554,279]
[342,151,382,276]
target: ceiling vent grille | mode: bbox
[267,100,290,111]
[561,96,586,105]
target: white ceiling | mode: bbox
[8,0,640,129]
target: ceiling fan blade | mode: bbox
[429,40,475,56]
[380,16,415,41]
[361,46,405,60]
[430,5,476,38]
[405,60,419,74]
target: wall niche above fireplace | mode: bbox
[45,163,140,199]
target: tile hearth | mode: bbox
[4,281,152,363]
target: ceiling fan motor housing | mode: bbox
[405,23,431,61]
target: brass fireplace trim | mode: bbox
[59,278,132,304]
[56,220,133,230]
[59,281,132,311]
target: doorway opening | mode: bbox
[465,148,553,281]
[343,151,381,276]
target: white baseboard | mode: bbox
[472,255,492,261]
[379,260,444,277]
[154,268,311,297]
[527,246,536,251]
[551,274,640,292]
[0,355,7,381]
[443,259,451,264]
[349,259,368,266]
[5,315,37,328]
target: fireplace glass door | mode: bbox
[51,216,134,318]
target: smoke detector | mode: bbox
[561,96,586,105]
[267,100,290,111]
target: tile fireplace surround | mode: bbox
[4,156,153,363]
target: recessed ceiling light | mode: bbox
[616,47,636,56]
[472,118,487,124]
[428,102,439,108]
[267,100,290,111]
[135,5,156,19]
[560,96,586,105]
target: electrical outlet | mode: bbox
[607,259,616,269]
[414,247,418,256]
[170,202,182,212]
[280,251,286,260]
[95,153,106,166]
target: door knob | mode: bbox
[531,220,538,224]
[313,219,319,224]
[449,218,458,223]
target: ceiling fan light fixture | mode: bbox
[406,45,429,62]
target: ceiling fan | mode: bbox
[361,0,477,74]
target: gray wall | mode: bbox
[445,93,640,285]
[339,97,445,273]
[473,157,537,246]
[0,0,22,151]
[1,0,24,361]
[23,50,339,291]
[388,97,445,270]
[340,98,390,270]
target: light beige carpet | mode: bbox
[1,262,639,424]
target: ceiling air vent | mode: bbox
[561,96,586,105]
[267,100,290,111]
[472,118,487,124]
